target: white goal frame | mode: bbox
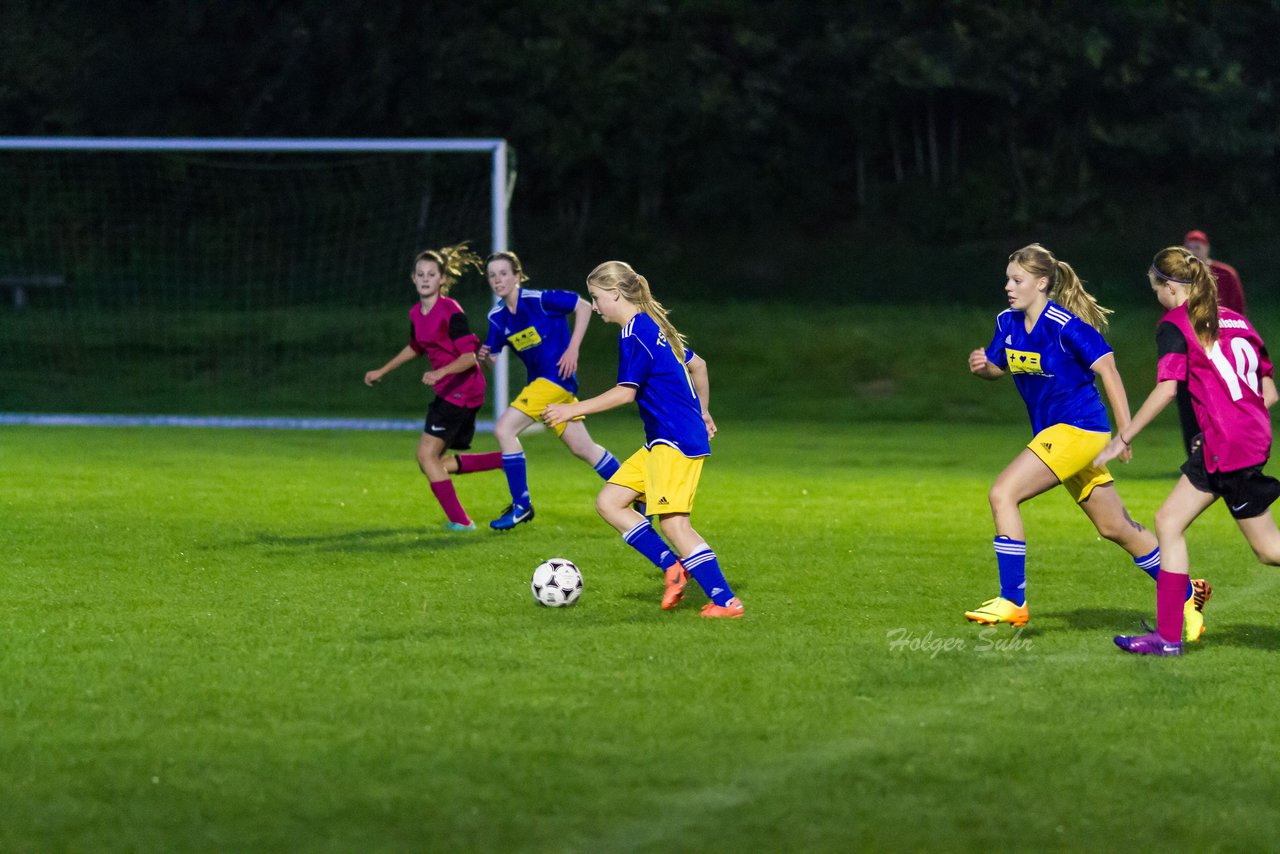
[0,136,513,431]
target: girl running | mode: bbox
[364,244,501,531]
[543,260,743,618]
[1097,247,1280,656]
[475,251,622,530]
[965,243,1210,636]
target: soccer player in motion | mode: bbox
[966,244,1210,635]
[364,245,502,531]
[1095,247,1280,656]
[543,261,744,618]
[475,251,623,531]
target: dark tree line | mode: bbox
[3,0,1279,247]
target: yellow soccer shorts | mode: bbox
[608,444,706,514]
[510,377,584,436]
[1028,423,1114,503]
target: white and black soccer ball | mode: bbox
[531,558,583,607]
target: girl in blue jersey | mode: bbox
[543,260,743,618]
[965,243,1210,636]
[475,251,622,530]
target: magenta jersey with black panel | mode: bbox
[1157,304,1273,472]
[408,297,486,409]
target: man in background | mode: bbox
[1183,229,1246,314]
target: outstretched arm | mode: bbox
[1093,379,1179,467]
[544,385,637,426]
[556,298,593,379]
[365,345,418,386]
[687,354,717,438]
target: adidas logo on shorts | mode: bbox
[657,497,670,506]
[1040,442,1053,452]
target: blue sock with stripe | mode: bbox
[684,546,735,606]
[593,450,620,480]
[502,452,530,508]
[1132,546,1191,598]
[994,536,1027,606]
[622,521,677,571]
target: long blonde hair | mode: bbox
[1009,243,1113,332]
[1151,245,1218,345]
[415,242,483,295]
[586,261,686,362]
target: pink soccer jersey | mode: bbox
[408,297,486,409]
[1157,305,1273,472]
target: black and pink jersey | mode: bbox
[408,297,485,409]
[1157,305,1273,472]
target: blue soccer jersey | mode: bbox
[984,301,1113,435]
[485,288,581,393]
[617,313,711,458]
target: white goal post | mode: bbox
[0,136,513,429]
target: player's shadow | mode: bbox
[1200,623,1280,651]
[1038,607,1147,631]
[242,528,477,554]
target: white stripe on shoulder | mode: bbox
[1044,306,1072,326]
[486,304,505,318]
[996,308,1015,321]
[621,316,636,337]
[522,288,543,299]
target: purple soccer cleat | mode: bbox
[1114,631,1183,656]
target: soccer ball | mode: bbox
[531,558,583,607]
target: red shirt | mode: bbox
[408,297,486,409]
[1209,260,1246,315]
[1157,305,1272,472]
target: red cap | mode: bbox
[1184,229,1209,244]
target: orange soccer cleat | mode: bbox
[700,597,745,619]
[661,562,689,610]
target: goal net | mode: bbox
[0,137,511,430]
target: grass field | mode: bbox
[5,416,1280,851]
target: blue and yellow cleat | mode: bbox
[444,520,477,532]
[490,503,535,531]
[1183,578,1212,642]
[964,596,1029,627]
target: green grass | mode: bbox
[5,418,1280,851]
[3,298,1241,423]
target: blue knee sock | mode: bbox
[593,450,620,480]
[622,521,677,571]
[994,536,1027,606]
[1133,547,1191,598]
[684,546,735,606]
[502,452,530,507]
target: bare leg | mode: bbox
[1236,512,1280,566]
[1153,476,1219,577]
[657,513,704,557]
[1077,484,1159,557]
[559,419,610,466]
[416,433,450,481]
[596,482,644,534]
[493,406,535,454]
[989,449,1061,539]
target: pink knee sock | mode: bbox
[455,452,503,474]
[429,479,471,526]
[1156,569,1187,643]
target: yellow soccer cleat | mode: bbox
[1184,578,1213,642]
[964,596,1029,627]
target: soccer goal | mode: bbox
[0,137,513,431]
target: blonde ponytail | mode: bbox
[415,242,484,295]
[1008,243,1112,332]
[586,261,687,361]
[1151,246,1218,345]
